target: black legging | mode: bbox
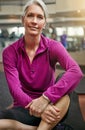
[0,107,41,126]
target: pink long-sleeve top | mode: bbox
[2,35,83,107]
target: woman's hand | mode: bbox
[41,104,60,124]
[25,96,49,117]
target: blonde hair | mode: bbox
[22,0,48,19]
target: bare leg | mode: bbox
[0,119,37,130]
[37,95,70,130]
[0,95,70,130]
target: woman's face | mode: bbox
[22,4,46,36]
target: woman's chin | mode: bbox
[29,32,39,36]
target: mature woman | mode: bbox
[0,0,83,130]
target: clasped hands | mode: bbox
[25,96,60,124]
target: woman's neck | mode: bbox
[24,34,41,63]
[24,34,40,50]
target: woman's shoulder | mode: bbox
[41,34,61,48]
[42,35,64,53]
[3,37,23,53]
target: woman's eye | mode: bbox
[38,15,44,19]
[27,14,33,17]
[38,16,43,19]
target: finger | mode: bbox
[25,102,32,109]
[29,109,33,116]
[43,107,60,121]
[45,111,60,120]
[48,106,60,117]
[29,106,35,115]
[43,116,56,124]
[52,106,60,112]
[33,111,41,117]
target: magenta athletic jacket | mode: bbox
[2,35,83,107]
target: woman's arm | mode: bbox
[2,46,32,107]
[44,40,83,104]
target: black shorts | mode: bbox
[0,107,41,126]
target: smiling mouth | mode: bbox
[30,26,38,30]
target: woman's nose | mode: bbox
[32,17,37,23]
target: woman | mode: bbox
[0,0,83,130]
